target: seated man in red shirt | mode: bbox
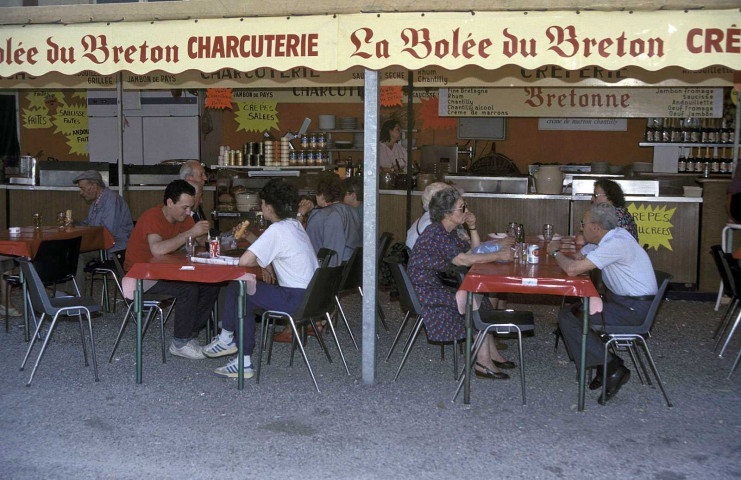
[124,180,219,359]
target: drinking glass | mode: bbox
[185,236,196,258]
[543,223,554,243]
[32,212,42,229]
[507,222,518,238]
[56,211,66,228]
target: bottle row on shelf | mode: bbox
[678,147,737,174]
[644,117,736,144]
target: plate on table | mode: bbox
[537,234,563,241]
[488,233,507,239]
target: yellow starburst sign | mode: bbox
[22,106,51,129]
[628,203,676,251]
[234,100,279,133]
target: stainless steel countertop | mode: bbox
[379,189,702,203]
[0,185,217,192]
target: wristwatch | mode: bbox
[551,250,561,258]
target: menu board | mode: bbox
[438,87,724,118]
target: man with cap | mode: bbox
[72,170,134,291]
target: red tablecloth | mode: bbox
[0,226,115,258]
[460,253,599,298]
[125,253,260,283]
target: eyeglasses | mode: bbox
[456,202,468,213]
[580,220,598,229]
[592,193,607,198]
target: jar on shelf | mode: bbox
[317,133,326,149]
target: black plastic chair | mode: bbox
[17,258,101,386]
[317,248,337,268]
[102,254,176,364]
[255,265,348,393]
[5,237,84,339]
[593,271,673,407]
[85,249,126,313]
[452,297,534,405]
[715,253,741,360]
[712,247,740,351]
[386,261,461,381]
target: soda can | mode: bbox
[527,244,539,264]
[209,238,220,258]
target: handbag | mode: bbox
[436,263,469,289]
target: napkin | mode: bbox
[189,255,240,266]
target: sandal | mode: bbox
[474,362,510,380]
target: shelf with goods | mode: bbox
[639,143,739,148]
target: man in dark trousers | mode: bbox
[547,202,657,404]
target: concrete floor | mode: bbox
[1,289,739,479]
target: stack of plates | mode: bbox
[339,117,357,129]
[318,115,336,130]
[235,192,260,212]
[632,162,653,173]
[608,165,624,174]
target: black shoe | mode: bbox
[474,362,510,380]
[492,359,516,370]
[598,366,631,405]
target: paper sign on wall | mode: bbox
[206,88,234,110]
[628,203,676,251]
[380,86,404,107]
[419,97,457,130]
[234,100,279,132]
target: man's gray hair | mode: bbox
[421,182,453,211]
[589,202,619,231]
[179,160,202,180]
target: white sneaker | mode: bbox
[214,357,255,379]
[169,341,205,360]
[202,336,238,358]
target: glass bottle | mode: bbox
[661,118,671,143]
[644,118,654,142]
[711,147,720,173]
[681,118,692,143]
[670,118,682,143]
[690,117,701,143]
[700,118,710,144]
[677,148,686,173]
[685,147,695,173]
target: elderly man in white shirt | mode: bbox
[547,202,658,405]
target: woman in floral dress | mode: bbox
[407,188,515,379]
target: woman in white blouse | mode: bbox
[379,119,408,172]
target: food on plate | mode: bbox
[235,220,250,239]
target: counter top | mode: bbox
[379,189,702,203]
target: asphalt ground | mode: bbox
[1,288,739,480]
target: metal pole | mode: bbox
[238,281,245,390]
[136,279,142,384]
[361,69,380,386]
[405,71,414,231]
[116,72,124,198]
[578,296,590,412]
[733,100,740,175]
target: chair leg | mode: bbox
[637,338,672,407]
[334,296,359,350]
[393,315,424,382]
[717,308,741,357]
[310,318,333,364]
[159,306,168,364]
[728,347,741,379]
[516,328,526,406]
[288,317,320,393]
[452,338,458,380]
[109,303,134,363]
[26,313,62,386]
[5,279,10,333]
[630,344,652,386]
[626,344,646,385]
[553,326,562,353]
[385,310,411,362]
[324,311,350,375]
[20,313,46,371]
[713,298,738,340]
[85,310,99,382]
[452,331,487,402]
[600,339,614,406]
[266,321,277,365]
[76,310,89,366]
[102,275,111,312]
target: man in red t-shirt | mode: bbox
[125,180,219,360]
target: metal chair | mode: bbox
[255,265,349,393]
[594,271,673,407]
[386,261,461,381]
[17,258,101,386]
[452,302,534,405]
[713,250,741,357]
[85,249,126,313]
[5,237,84,339]
[317,248,337,268]
[101,254,176,364]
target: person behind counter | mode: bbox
[202,179,318,379]
[124,179,217,360]
[407,187,515,380]
[379,119,408,172]
[72,169,134,292]
[588,179,638,241]
[179,160,208,223]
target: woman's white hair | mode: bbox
[421,182,453,211]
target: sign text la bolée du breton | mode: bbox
[0,11,738,76]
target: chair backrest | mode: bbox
[606,270,671,335]
[33,236,82,285]
[716,247,738,298]
[17,258,59,316]
[723,252,741,298]
[378,232,393,263]
[340,246,363,291]
[293,265,345,320]
[386,261,424,316]
[317,248,337,268]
